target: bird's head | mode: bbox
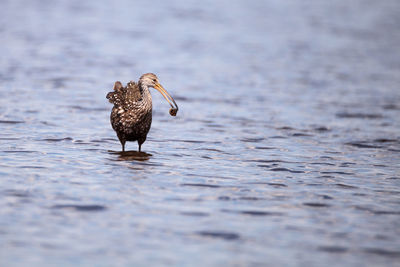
[139,73,159,88]
[139,73,178,116]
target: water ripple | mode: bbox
[196,231,240,241]
[51,204,107,212]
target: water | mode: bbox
[1,0,400,266]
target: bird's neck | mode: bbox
[138,83,152,109]
[138,83,150,96]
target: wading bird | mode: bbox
[106,73,178,152]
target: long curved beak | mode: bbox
[154,83,179,113]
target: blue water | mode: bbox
[1,0,400,266]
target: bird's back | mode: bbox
[106,81,142,108]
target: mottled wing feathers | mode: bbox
[106,81,124,105]
[106,81,142,107]
[126,81,142,103]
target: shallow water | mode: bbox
[1,0,400,266]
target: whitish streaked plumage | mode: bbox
[106,73,178,152]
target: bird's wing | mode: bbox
[125,81,143,103]
[106,81,142,108]
[106,81,124,106]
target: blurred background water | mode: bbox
[0,0,400,266]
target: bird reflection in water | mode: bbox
[109,150,152,161]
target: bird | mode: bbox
[106,73,178,152]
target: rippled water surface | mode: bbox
[1,0,400,266]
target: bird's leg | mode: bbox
[121,140,126,152]
[138,137,146,153]
[117,134,126,152]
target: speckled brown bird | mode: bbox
[106,73,178,152]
